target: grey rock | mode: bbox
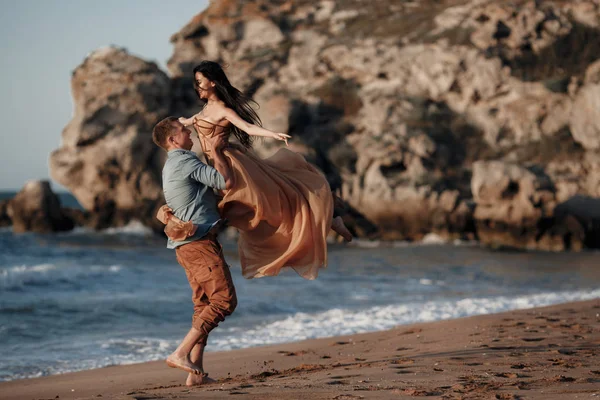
[49,47,169,229]
[7,181,74,234]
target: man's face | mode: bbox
[168,122,194,151]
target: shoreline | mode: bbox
[2,299,599,399]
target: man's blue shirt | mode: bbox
[162,149,225,249]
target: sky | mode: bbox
[0,0,209,191]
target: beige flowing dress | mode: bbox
[162,118,333,280]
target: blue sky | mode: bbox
[0,0,209,190]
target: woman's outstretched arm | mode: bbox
[221,106,291,145]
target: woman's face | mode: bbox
[194,72,214,99]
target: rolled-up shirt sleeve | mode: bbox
[180,154,226,190]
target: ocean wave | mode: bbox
[2,337,176,382]
[100,221,154,236]
[210,288,600,350]
[100,337,173,356]
[2,289,599,382]
[0,263,122,291]
[59,220,154,236]
[350,235,478,249]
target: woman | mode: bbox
[160,61,352,280]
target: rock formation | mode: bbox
[49,0,600,249]
[49,47,169,231]
[7,180,74,233]
[0,199,11,228]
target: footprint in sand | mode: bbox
[404,389,443,396]
[557,349,577,355]
[331,374,360,379]
[327,380,348,385]
[278,350,308,356]
[550,375,576,382]
[494,372,518,378]
[495,393,521,399]
[251,370,279,379]
[389,359,415,365]
[549,358,567,366]
[510,363,529,370]
[401,328,423,335]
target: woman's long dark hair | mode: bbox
[193,61,261,148]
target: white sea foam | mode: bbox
[100,220,154,236]
[5,337,176,381]
[4,289,600,381]
[4,263,57,274]
[421,233,446,244]
[57,221,154,237]
[352,235,477,249]
[100,337,173,355]
[0,263,122,290]
[210,288,600,351]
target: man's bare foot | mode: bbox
[166,354,202,375]
[186,373,216,387]
[331,216,353,242]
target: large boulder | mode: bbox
[570,84,600,150]
[554,195,600,248]
[471,161,587,250]
[0,199,11,227]
[7,181,74,233]
[49,47,169,229]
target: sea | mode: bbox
[1,191,599,382]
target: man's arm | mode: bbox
[185,157,226,190]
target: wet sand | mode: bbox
[2,299,599,399]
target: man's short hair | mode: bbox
[152,116,179,149]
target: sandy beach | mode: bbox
[1,299,598,400]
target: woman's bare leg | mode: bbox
[331,216,352,241]
[331,192,353,241]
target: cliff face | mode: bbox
[50,0,600,249]
[49,47,169,230]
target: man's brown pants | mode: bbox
[175,236,237,346]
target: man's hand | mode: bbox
[205,132,228,151]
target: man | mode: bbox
[152,116,236,386]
